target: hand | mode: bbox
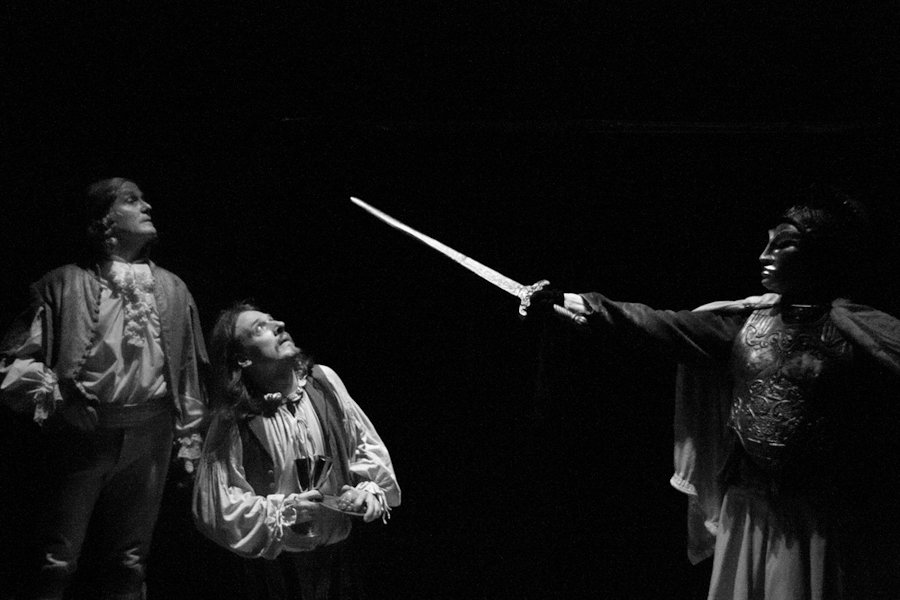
[286,489,324,525]
[527,288,565,316]
[339,485,383,523]
[177,433,203,474]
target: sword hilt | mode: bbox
[519,280,588,326]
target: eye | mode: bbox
[770,236,799,251]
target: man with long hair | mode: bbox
[0,178,208,599]
[194,302,400,599]
[529,186,900,599]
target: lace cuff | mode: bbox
[0,359,63,425]
[34,371,62,425]
[176,433,203,473]
[264,494,300,542]
[356,481,391,524]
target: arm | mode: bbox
[174,296,210,472]
[319,365,401,523]
[174,292,209,435]
[573,292,744,366]
[0,304,65,425]
[191,417,321,559]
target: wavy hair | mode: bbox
[779,184,875,300]
[204,301,314,460]
[84,177,156,260]
[208,301,313,416]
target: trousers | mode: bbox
[26,399,174,600]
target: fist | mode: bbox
[527,288,565,315]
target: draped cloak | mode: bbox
[670,293,900,564]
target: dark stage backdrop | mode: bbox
[3,4,900,599]
[2,120,899,600]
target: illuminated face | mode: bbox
[759,222,807,295]
[106,181,156,242]
[234,310,300,367]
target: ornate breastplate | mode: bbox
[730,304,853,471]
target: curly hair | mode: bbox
[83,177,156,259]
[203,301,314,460]
[85,178,128,253]
[779,183,875,300]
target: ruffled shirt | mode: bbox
[193,365,401,559]
[0,260,167,417]
[80,261,167,404]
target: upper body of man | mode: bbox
[1,178,207,441]
[194,303,400,559]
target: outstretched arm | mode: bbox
[533,289,744,366]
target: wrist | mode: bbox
[356,481,391,523]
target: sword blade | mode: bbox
[350,196,587,325]
[350,196,529,299]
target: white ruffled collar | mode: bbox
[101,260,156,347]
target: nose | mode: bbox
[273,321,285,334]
[759,242,774,265]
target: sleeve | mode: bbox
[174,292,209,437]
[191,418,302,559]
[579,292,744,366]
[319,365,401,516]
[0,306,62,424]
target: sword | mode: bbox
[350,197,587,325]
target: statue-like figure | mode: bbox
[530,186,900,599]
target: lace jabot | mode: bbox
[101,260,157,347]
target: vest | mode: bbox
[238,365,353,495]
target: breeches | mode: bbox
[29,408,174,600]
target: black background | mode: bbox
[2,4,900,599]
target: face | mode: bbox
[759,222,807,294]
[106,181,156,242]
[234,310,300,368]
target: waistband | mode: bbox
[96,395,173,429]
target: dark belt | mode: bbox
[96,395,173,429]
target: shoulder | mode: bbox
[312,364,354,397]
[38,264,89,283]
[313,364,341,383]
[149,263,187,287]
[831,299,900,334]
[32,264,92,295]
[830,299,900,375]
[692,293,780,314]
[149,263,199,300]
